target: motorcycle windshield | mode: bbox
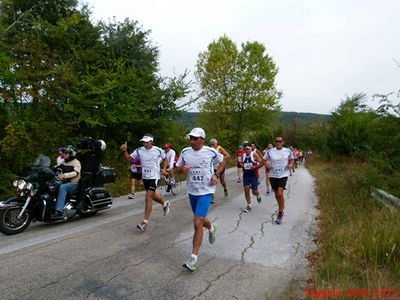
[32,155,51,168]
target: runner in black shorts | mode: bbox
[120,134,171,231]
[263,136,294,224]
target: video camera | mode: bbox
[78,137,98,150]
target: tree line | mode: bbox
[285,92,400,196]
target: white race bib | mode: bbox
[189,168,208,184]
[243,162,253,170]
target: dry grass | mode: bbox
[304,157,400,298]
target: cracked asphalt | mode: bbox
[0,164,318,300]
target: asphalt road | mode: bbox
[0,164,318,300]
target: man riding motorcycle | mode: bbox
[51,146,81,219]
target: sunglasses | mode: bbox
[189,136,201,141]
[275,140,283,143]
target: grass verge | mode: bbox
[305,157,400,299]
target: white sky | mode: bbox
[83,0,400,114]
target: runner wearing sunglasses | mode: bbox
[263,135,295,224]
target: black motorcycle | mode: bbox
[0,155,116,235]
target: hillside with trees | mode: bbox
[175,111,330,130]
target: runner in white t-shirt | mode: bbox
[263,135,294,224]
[175,128,224,271]
[164,143,177,188]
[120,134,170,231]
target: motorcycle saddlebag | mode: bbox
[87,187,112,208]
[96,167,116,185]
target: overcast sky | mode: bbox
[83,0,400,114]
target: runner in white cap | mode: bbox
[176,127,224,271]
[120,134,171,231]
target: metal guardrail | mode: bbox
[370,187,400,212]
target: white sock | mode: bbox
[143,219,148,223]
[191,254,198,260]
[209,224,214,233]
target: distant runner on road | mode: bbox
[263,135,294,224]
[176,128,225,271]
[235,145,245,183]
[263,143,273,194]
[210,138,230,201]
[240,143,263,213]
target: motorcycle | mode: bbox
[0,154,116,235]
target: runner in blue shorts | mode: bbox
[175,128,225,271]
[189,194,213,217]
[240,143,263,213]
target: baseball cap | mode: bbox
[140,134,154,142]
[187,127,206,139]
[164,143,172,149]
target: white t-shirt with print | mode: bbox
[165,149,176,169]
[263,147,294,178]
[176,146,223,196]
[130,146,165,180]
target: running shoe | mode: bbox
[257,195,262,203]
[242,205,252,213]
[224,189,229,197]
[128,193,135,199]
[276,211,284,224]
[182,256,197,271]
[237,178,241,183]
[169,178,176,185]
[136,221,148,231]
[266,188,270,194]
[163,201,171,216]
[211,196,215,204]
[209,223,219,244]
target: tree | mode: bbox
[328,93,375,157]
[195,35,281,150]
[0,0,192,195]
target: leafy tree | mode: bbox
[0,0,192,195]
[328,93,375,157]
[196,35,281,150]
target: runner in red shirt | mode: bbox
[235,145,245,182]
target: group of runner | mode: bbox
[120,128,295,271]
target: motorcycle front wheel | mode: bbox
[0,208,32,235]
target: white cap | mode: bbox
[187,127,206,139]
[140,134,154,142]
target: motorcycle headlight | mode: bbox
[17,179,27,190]
[13,180,18,188]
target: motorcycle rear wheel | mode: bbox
[0,208,32,235]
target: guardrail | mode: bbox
[370,187,400,212]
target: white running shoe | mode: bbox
[182,257,197,271]
[209,224,219,244]
[242,205,252,213]
[163,201,170,216]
